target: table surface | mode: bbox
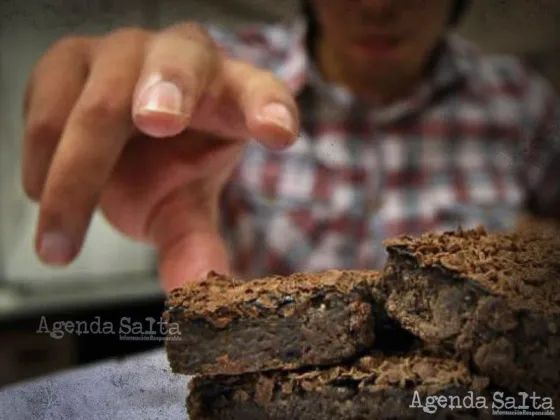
[0,347,191,420]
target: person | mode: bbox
[21,0,560,292]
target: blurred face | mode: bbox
[311,0,453,100]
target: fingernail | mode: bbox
[39,232,74,265]
[137,79,183,116]
[258,102,294,132]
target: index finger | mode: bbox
[35,29,147,265]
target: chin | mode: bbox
[350,54,400,78]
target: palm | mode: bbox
[99,93,249,244]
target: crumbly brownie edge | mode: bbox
[164,281,376,376]
[164,269,382,328]
[382,250,560,406]
[382,226,560,316]
[187,352,493,420]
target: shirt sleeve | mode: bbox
[520,68,560,218]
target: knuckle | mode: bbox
[69,170,100,197]
[80,81,130,123]
[32,36,88,78]
[51,35,86,53]
[26,115,61,146]
[170,21,215,48]
[49,173,98,211]
[80,97,123,124]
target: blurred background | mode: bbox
[0,0,559,387]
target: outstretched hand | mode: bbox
[21,23,299,291]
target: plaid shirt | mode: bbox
[207,18,560,279]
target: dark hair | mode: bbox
[302,0,471,56]
[302,0,319,60]
[449,0,470,26]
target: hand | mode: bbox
[21,22,299,291]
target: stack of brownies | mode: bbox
[163,225,560,419]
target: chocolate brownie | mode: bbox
[164,270,379,376]
[514,214,560,237]
[381,226,560,405]
[187,351,493,420]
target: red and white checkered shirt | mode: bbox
[207,18,560,279]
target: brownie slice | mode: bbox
[381,226,560,406]
[187,351,493,420]
[514,214,560,237]
[163,270,379,376]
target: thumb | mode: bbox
[146,185,230,292]
[158,231,230,292]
